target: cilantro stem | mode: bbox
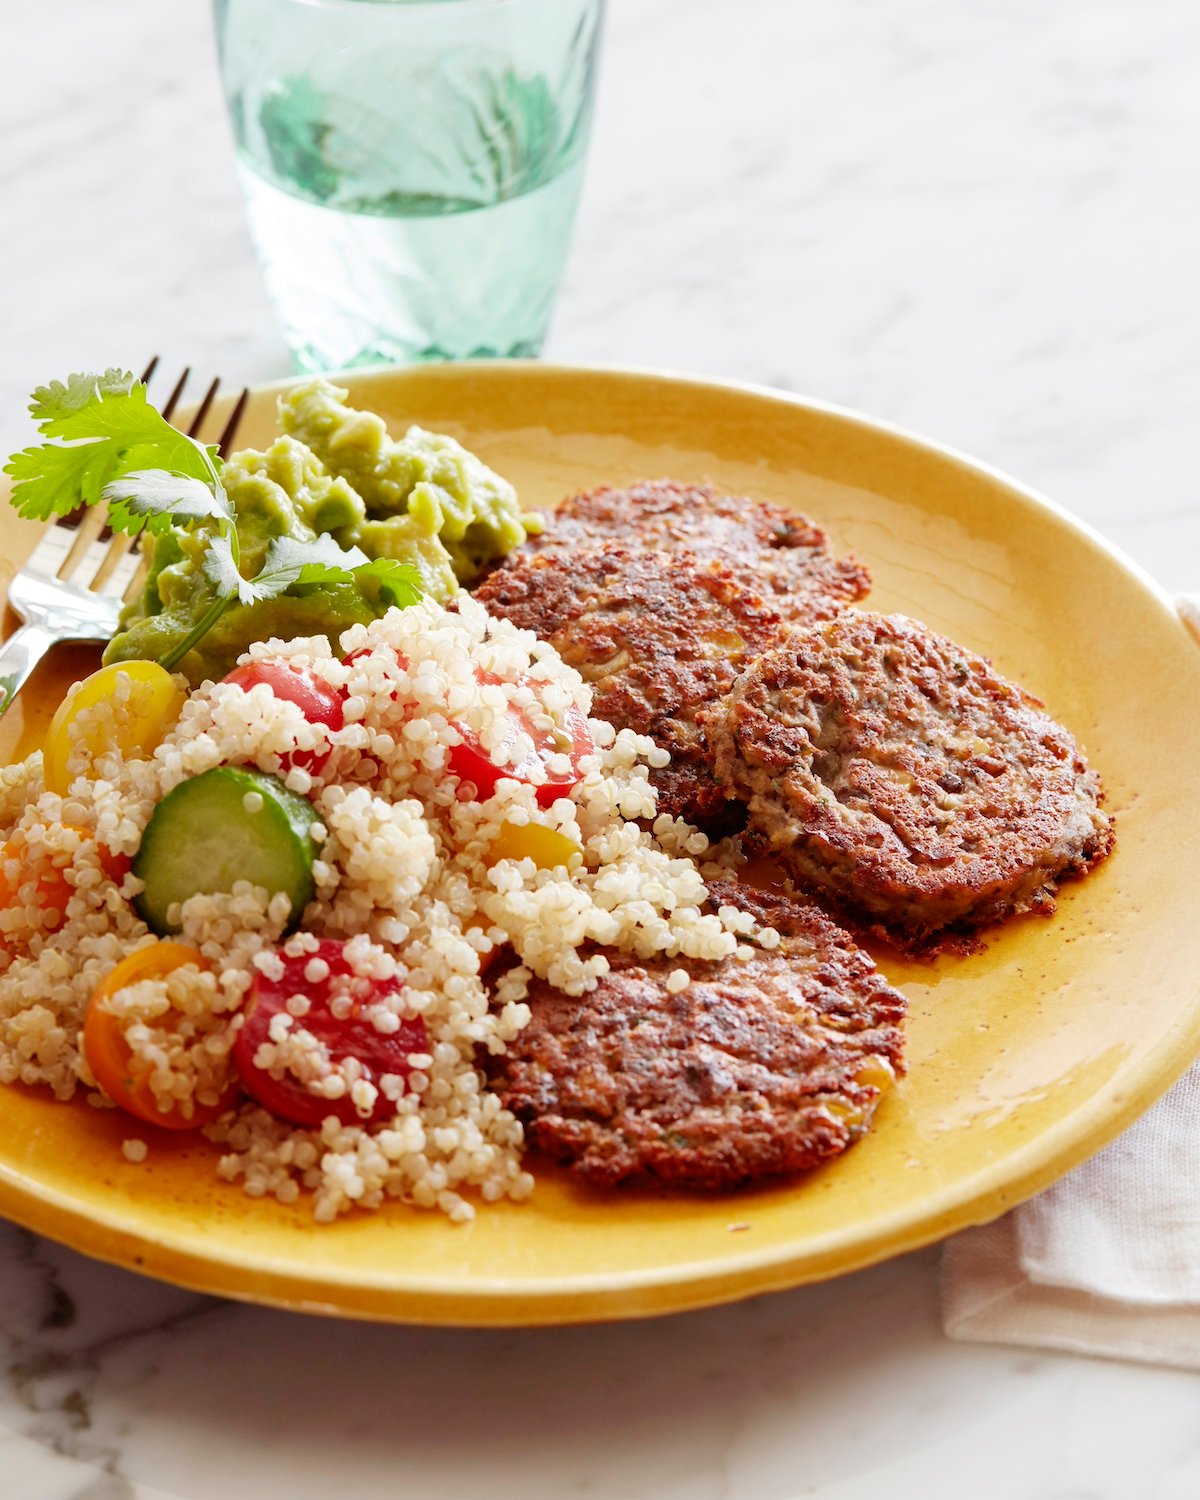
[159,590,235,672]
[154,507,244,671]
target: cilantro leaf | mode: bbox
[3,441,109,520]
[352,557,424,607]
[201,531,253,605]
[238,534,368,605]
[103,470,234,537]
[3,371,220,521]
[200,532,425,613]
[29,369,135,422]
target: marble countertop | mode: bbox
[2,0,1198,1494]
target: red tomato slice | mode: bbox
[343,645,407,669]
[223,660,344,774]
[449,674,594,807]
[233,939,427,1128]
[343,647,594,805]
[342,645,409,685]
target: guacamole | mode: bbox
[105,380,537,684]
[278,379,541,581]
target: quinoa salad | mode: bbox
[0,598,763,1223]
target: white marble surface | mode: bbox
[1,0,1199,1495]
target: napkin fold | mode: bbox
[941,1061,1200,1371]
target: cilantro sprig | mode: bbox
[6,371,222,519]
[3,371,422,670]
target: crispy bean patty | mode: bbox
[487,882,906,1190]
[518,478,870,625]
[473,543,791,824]
[706,612,1114,946]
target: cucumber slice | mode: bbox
[133,767,319,936]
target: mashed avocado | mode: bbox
[105,380,536,683]
[278,379,541,581]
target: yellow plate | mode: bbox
[1,362,1198,1326]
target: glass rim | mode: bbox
[272,0,597,9]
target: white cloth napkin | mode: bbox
[940,1061,1200,1370]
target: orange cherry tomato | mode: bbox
[0,837,72,929]
[0,825,128,940]
[84,942,233,1130]
[96,843,133,886]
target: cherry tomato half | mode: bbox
[0,826,130,942]
[343,647,594,806]
[44,661,185,796]
[84,942,234,1130]
[343,645,406,671]
[233,938,428,1128]
[341,644,409,687]
[449,674,594,807]
[0,837,72,933]
[222,660,345,774]
[487,820,584,871]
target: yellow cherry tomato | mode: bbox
[487,820,583,871]
[84,942,232,1131]
[855,1055,896,1096]
[823,1056,897,1129]
[44,662,185,795]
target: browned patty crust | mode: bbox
[518,479,870,625]
[487,882,906,1190]
[707,612,1114,946]
[473,543,791,824]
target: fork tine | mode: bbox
[90,532,135,594]
[160,367,190,423]
[56,505,108,581]
[122,551,150,607]
[76,357,167,596]
[30,526,76,576]
[101,365,226,600]
[216,387,250,458]
[120,373,241,605]
[96,540,143,601]
[188,376,221,438]
[52,359,168,538]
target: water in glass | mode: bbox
[213,0,604,371]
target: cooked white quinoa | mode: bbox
[0,597,765,1223]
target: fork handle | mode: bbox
[0,622,62,719]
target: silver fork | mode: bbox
[0,360,249,717]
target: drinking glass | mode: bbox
[212,0,605,372]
